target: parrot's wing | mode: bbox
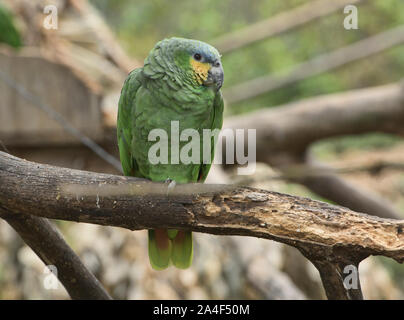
[198,91,224,182]
[117,68,143,177]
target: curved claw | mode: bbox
[165,178,176,196]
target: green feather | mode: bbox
[167,229,179,240]
[148,230,171,270]
[117,68,143,177]
[198,92,224,182]
[171,231,193,269]
[0,4,22,48]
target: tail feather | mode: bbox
[171,231,193,269]
[148,229,193,270]
[148,229,171,270]
[167,229,178,240]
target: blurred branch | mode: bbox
[212,0,365,54]
[295,158,402,220]
[0,210,112,300]
[330,161,404,175]
[235,159,404,219]
[236,161,404,184]
[223,82,404,219]
[224,82,404,161]
[223,24,404,104]
[68,0,142,72]
[1,151,404,300]
[0,139,9,153]
[236,159,402,220]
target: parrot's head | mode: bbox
[144,37,224,91]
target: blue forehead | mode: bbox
[190,41,220,62]
[167,37,221,63]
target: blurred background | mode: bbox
[0,0,403,299]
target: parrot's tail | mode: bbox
[148,229,193,270]
[148,229,171,270]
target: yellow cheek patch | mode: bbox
[190,58,211,84]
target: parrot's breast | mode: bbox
[132,84,216,183]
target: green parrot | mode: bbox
[117,37,224,270]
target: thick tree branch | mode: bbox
[1,151,403,266]
[310,260,363,300]
[1,152,404,299]
[0,210,112,300]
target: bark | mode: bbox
[1,151,404,299]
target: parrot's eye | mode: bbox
[193,53,202,61]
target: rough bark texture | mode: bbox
[1,152,404,299]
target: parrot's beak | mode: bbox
[205,62,224,90]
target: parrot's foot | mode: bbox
[165,178,176,196]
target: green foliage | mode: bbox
[0,3,22,48]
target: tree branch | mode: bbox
[1,150,403,298]
[295,159,402,220]
[234,160,404,220]
[212,0,365,54]
[235,161,404,183]
[224,83,404,157]
[310,260,363,300]
[0,210,112,300]
[104,82,404,164]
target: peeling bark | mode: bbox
[1,151,403,299]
